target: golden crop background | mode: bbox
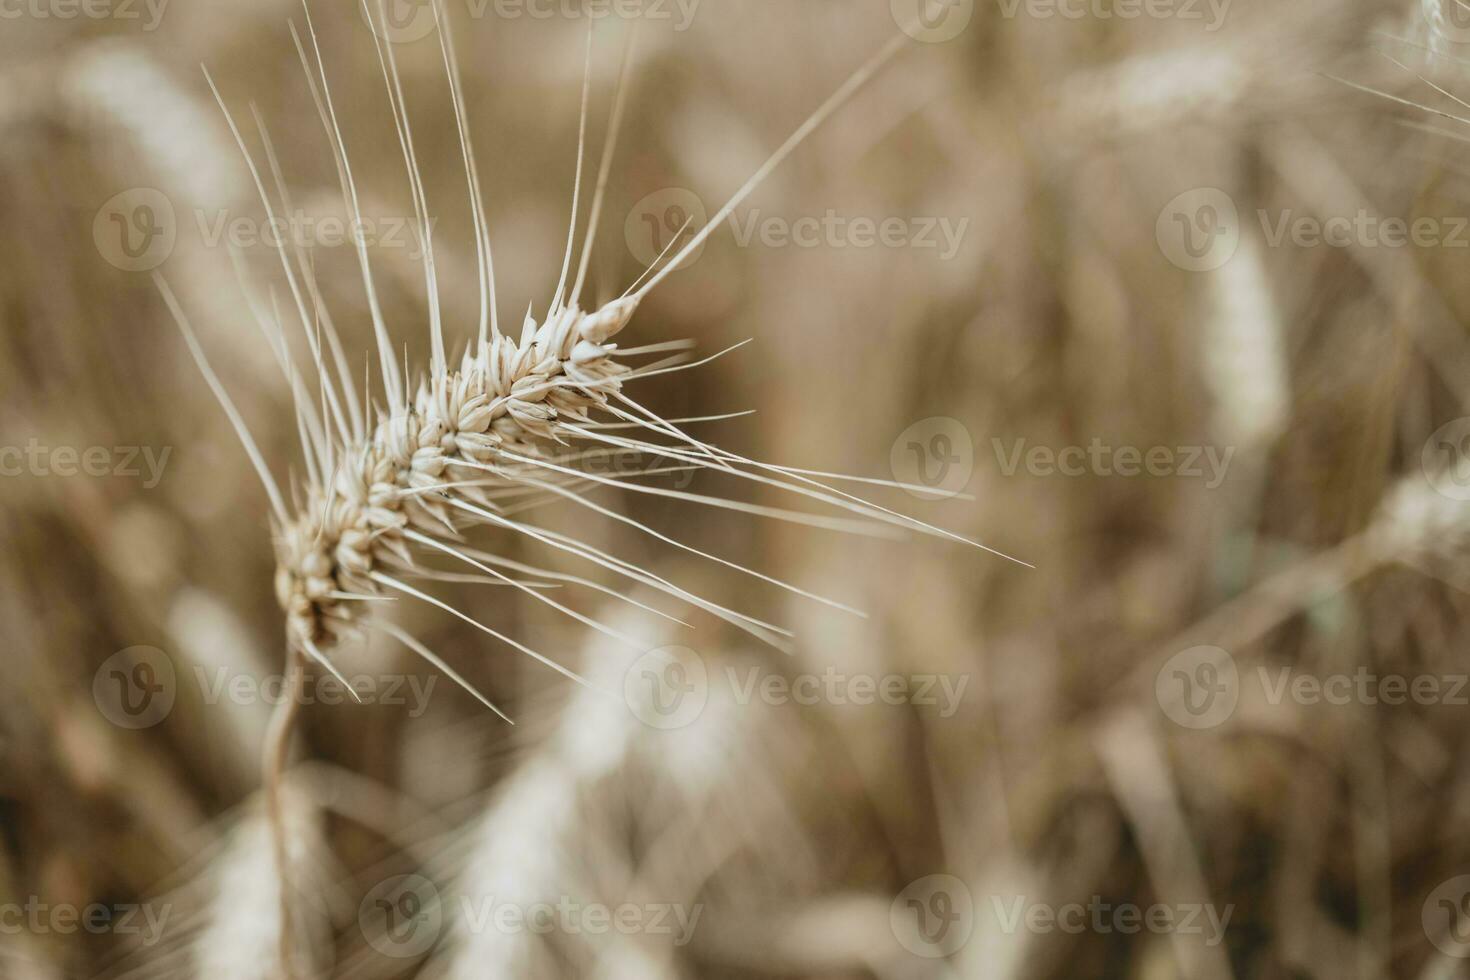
[4,0,1470,977]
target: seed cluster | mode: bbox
[273,296,640,648]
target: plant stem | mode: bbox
[262,644,306,980]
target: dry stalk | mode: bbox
[261,644,307,980]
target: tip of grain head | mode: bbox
[581,295,641,345]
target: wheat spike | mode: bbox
[155,6,1014,707]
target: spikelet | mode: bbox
[271,295,642,652]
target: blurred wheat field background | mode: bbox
[5,0,1470,977]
